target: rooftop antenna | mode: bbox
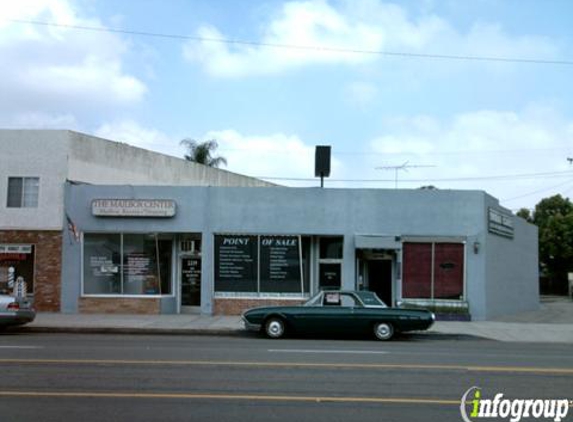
[376,161,436,188]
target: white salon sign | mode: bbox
[92,199,176,217]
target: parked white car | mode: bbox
[0,295,35,328]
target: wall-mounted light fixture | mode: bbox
[473,241,480,254]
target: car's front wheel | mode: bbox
[264,317,286,339]
[373,322,394,341]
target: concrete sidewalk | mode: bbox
[16,296,573,344]
[23,313,244,336]
[426,296,573,343]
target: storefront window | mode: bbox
[214,234,310,295]
[402,243,432,299]
[402,242,464,300]
[320,237,343,259]
[214,235,258,293]
[260,235,303,293]
[84,234,121,294]
[0,244,35,294]
[433,243,464,300]
[123,234,172,295]
[83,233,172,296]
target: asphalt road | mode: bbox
[0,332,572,422]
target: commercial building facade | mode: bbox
[0,130,273,311]
[61,183,539,320]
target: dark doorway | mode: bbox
[367,260,392,306]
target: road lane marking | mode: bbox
[0,359,571,375]
[0,390,459,405]
[268,349,389,355]
[0,346,44,349]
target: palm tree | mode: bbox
[180,138,227,168]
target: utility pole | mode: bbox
[376,161,436,188]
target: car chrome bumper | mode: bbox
[0,309,36,327]
[242,316,261,332]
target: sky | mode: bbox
[1,0,573,212]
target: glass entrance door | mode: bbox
[181,257,201,307]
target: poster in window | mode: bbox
[214,235,258,292]
[83,234,121,294]
[260,236,302,293]
[124,252,155,294]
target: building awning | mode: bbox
[354,235,400,250]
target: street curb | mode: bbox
[7,326,246,337]
[6,326,490,341]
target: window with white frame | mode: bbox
[83,233,173,296]
[7,177,39,208]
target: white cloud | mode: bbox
[205,129,343,183]
[95,120,181,158]
[7,112,78,129]
[92,122,343,185]
[183,0,558,77]
[183,0,385,77]
[368,106,573,208]
[460,22,557,62]
[0,0,146,121]
[344,81,378,107]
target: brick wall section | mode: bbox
[214,298,306,315]
[79,297,160,314]
[0,230,61,312]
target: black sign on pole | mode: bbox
[315,145,331,188]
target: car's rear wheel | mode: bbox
[373,322,394,341]
[264,317,286,339]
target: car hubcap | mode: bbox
[268,321,283,337]
[376,324,391,339]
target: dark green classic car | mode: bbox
[242,290,435,341]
